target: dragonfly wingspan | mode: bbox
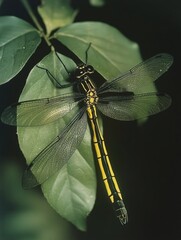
[1,51,173,225]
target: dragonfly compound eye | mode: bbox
[87,65,94,73]
[76,65,87,78]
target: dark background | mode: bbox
[0,0,180,239]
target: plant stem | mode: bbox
[21,0,43,32]
[20,0,54,51]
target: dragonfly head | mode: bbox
[75,64,95,80]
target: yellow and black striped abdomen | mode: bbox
[87,105,128,224]
[80,76,128,224]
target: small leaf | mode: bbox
[38,0,78,35]
[17,52,96,230]
[0,16,41,85]
[53,21,142,80]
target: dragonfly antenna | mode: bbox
[85,43,92,64]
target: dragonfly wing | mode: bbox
[98,92,171,121]
[1,93,84,126]
[98,53,173,93]
[22,107,87,189]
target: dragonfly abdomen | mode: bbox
[87,105,128,224]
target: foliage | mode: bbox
[0,16,41,84]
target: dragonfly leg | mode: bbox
[36,65,73,88]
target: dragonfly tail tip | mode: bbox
[113,199,128,225]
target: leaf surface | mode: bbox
[38,0,78,35]
[17,52,96,230]
[53,21,142,80]
[0,16,41,84]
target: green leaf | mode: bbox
[17,52,96,231]
[53,21,142,80]
[53,22,158,123]
[38,0,78,36]
[0,16,41,85]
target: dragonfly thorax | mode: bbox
[85,89,99,106]
[77,64,98,106]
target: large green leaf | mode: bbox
[17,52,96,231]
[0,16,41,85]
[53,21,158,123]
[53,21,142,80]
[38,0,78,36]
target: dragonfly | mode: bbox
[1,52,173,224]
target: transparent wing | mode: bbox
[1,93,84,126]
[98,53,173,93]
[22,107,87,189]
[97,92,171,121]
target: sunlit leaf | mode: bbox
[17,52,96,230]
[0,16,41,85]
[53,21,142,80]
[38,0,78,35]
